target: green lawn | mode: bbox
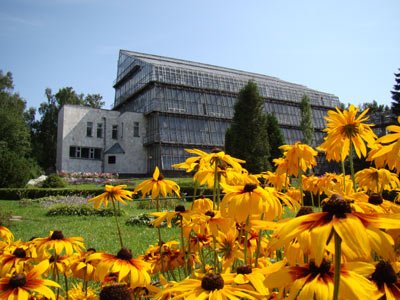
[1,199,180,256]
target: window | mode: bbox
[69,146,102,160]
[112,125,118,139]
[97,123,103,138]
[108,156,116,164]
[86,122,93,137]
[133,122,140,137]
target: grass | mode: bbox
[0,199,181,256]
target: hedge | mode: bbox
[0,187,213,201]
[0,188,105,200]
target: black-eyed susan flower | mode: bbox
[150,205,192,228]
[0,260,60,300]
[220,181,277,223]
[88,248,150,288]
[371,116,400,173]
[134,167,180,200]
[0,226,13,243]
[353,193,400,214]
[216,229,241,271]
[172,148,208,172]
[68,248,98,281]
[154,272,260,299]
[33,230,85,258]
[355,167,400,194]
[370,260,400,300]
[234,265,268,296]
[88,185,133,209]
[318,104,377,162]
[265,259,380,300]
[0,242,33,276]
[68,283,99,300]
[279,142,318,176]
[269,194,400,266]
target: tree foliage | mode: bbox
[266,113,285,165]
[225,81,270,173]
[300,95,314,146]
[33,87,104,171]
[0,70,40,187]
[391,69,400,116]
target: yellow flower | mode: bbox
[370,260,400,300]
[88,248,150,288]
[265,259,381,299]
[0,226,13,243]
[69,248,98,281]
[0,260,60,300]
[220,181,276,222]
[68,283,99,300]
[32,230,85,258]
[134,167,180,199]
[0,242,33,276]
[279,142,318,176]
[355,167,400,194]
[88,185,133,209]
[255,171,289,191]
[318,104,377,161]
[233,265,268,296]
[371,116,400,173]
[269,194,399,266]
[154,272,260,299]
[216,229,241,271]
[172,148,208,172]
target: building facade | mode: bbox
[57,50,341,175]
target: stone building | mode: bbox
[57,50,340,175]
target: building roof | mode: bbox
[104,143,125,155]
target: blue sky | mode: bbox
[1,0,399,111]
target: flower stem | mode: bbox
[243,216,250,265]
[212,161,218,210]
[179,215,188,276]
[341,160,346,193]
[255,213,264,267]
[111,199,124,249]
[349,143,356,191]
[333,230,342,300]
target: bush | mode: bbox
[46,205,124,217]
[41,174,67,188]
[125,213,157,227]
[0,188,105,200]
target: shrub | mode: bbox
[46,205,124,217]
[0,188,105,200]
[125,213,157,227]
[42,174,67,188]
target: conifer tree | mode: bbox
[300,95,314,146]
[391,69,400,116]
[266,113,285,165]
[225,81,270,173]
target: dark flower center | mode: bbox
[243,183,257,193]
[9,274,26,288]
[368,193,383,205]
[158,173,165,180]
[343,123,359,138]
[309,260,331,276]
[201,273,224,291]
[205,210,215,218]
[13,248,27,258]
[371,261,397,289]
[237,265,252,275]
[175,205,186,212]
[100,284,131,300]
[322,194,352,219]
[296,206,314,217]
[117,248,133,260]
[50,230,64,240]
[211,147,222,153]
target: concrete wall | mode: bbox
[56,105,147,175]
